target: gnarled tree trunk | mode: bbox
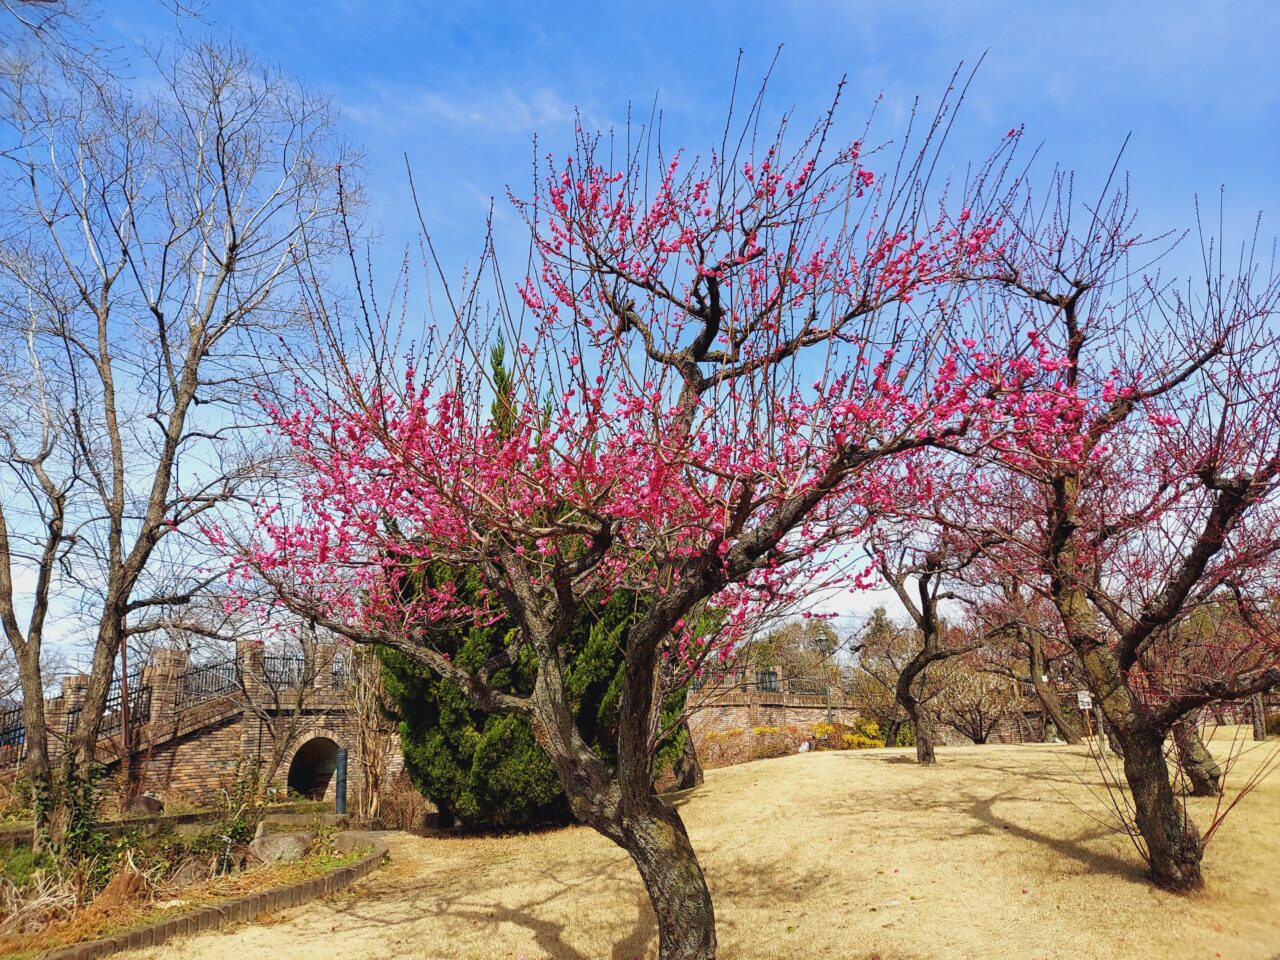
[903,692,936,765]
[1028,635,1080,744]
[883,717,902,749]
[1074,643,1204,890]
[1172,714,1221,797]
[671,720,704,790]
[622,796,717,960]
[1121,726,1204,890]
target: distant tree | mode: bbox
[870,519,983,764]
[933,654,1020,744]
[969,577,1082,744]
[956,183,1280,890]
[745,617,842,694]
[849,607,932,750]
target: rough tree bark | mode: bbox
[897,677,937,765]
[671,720,705,791]
[1027,631,1081,744]
[1121,722,1205,890]
[1172,712,1222,797]
[1073,618,1204,889]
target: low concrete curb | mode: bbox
[39,835,389,960]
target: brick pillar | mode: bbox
[149,648,189,726]
[236,640,265,701]
[234,641,272,787]
[314,641,336,689]
[51,674,89,761]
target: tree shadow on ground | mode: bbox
[300,847,657,960]
[821,750,1149,884]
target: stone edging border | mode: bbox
[39,837,389,960]
[1,802,333,851]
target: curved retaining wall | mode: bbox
[40,836,389,960]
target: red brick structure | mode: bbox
[687,666,1063,749]
[0,645,402,809]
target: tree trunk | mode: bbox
[1172,715,1221,797]
[18,656,54,853]
[552,746,717,960]
[909,700,936,765]
[1252,694,1268,741]
[671,721,704,790]
[1093,704,1124,757]
[622,796,717,960]
[883,718,901,749]
[1028,640,1080,744]
[1122,728,1204,891]
[534,613,720,960]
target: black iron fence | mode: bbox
[331,652,351,687]
[180,659,238,705]
[263,654,310,688]
[787,676,824,695]
[65,671,151,738]
[0,703,25,770]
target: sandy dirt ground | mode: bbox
[134,732,1280,960]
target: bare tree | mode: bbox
[971,578,1083,744]
[0,39,350,848]
[233,628,337,798]
[933,654,1020,744]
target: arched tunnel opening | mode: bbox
[287,736,339,800]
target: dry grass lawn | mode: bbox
[136,731,1280,960]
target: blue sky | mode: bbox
[73,0,1280,631]
[101,0,1280,282]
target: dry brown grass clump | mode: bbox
[0,847,358,958]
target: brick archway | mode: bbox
[284,728,346,801]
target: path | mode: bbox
[135,740,1280,960]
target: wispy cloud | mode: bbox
[344,83,577,137]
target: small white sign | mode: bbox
[1076,690,1093,710]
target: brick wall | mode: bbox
[688,683,1055,752]
[3,645,405,809]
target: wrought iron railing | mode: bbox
[787,676,823,695]
[180,659,238,705]
[263,654,310,688]
[0,703,25,769]
[65,671,151,737]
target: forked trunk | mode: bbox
[883,718,901,749]
[535,653,718,960]
[1122,728,1204,891]
[1172,715,1221,797]
[623,796,717,960]
[909,700,936,765]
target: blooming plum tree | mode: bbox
[956,181,1280,890]
[213,85,1045,958]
